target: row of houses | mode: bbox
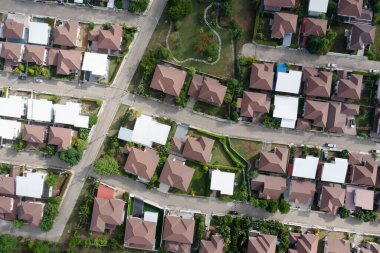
[251,146,379,214]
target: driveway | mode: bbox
[242,43,380,71]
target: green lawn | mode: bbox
[230,138,263,165]
[368,24,380,60]
[211,141,234,167]
[108,57,122,83]
[231,0,257,50]
[108,104,132,136]
[193,101,230,120]
[355,107,374,137]
[330,23,351,53]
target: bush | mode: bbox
[266,199,278,213]
[59,148,83,166]
[11,219,23,229]
[306,29,337,55]
[12,139,26,152]
[354,210,377,222]
[93,155,120,175]
[168,0,192,22]
[339,207,350,219]
[278,198,290,214]
[42,145,57,157]
[89,113,98,128]
[122,192,129,202]
[128,0,149,13]
[88,22,95,31]
[102,22,112,30]
[40,197,61,231]
[79,128,90,141]
[0,234,19,253]
[46,174,59,187]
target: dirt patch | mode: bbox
[78,23,89,50]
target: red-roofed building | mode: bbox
[97,183,115,199]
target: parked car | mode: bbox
[326,143,336,148]
[327,63,337,68]
[371,149,380,154]
[18,75,27,80]
[369,69,379,74]
[349,118,356,128]
[34,78,43,83]
[228,210,239,215]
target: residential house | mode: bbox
[16,171,46,199]
[321,158,349,184]
[210,169,235,196]
[275,70,302,94]
[0,96,27,119]
[258,147,289,174]
[53,102,89,128]
[288,179,316,209]
[0,119,22,141]
[250,63,274,90]
[81,52,109,82]
[302,100,329,128]
[182,136,215,163]
[357,243,380,253]
[159,157,195,192]
[188,74,227,107]
[263,0,295,12]
[247,232,277,253]
[326,102,359,135]
[18,201,45,227]
[47,48,82,75]
[273,95,299,128]
[88,25,123,54]
[345,185,374,211]
[124,147,159,182]
[53,21,80,48]
[124,216,157,250]
[271,12,298,46]
[324,237,350,253]
[303,67,332,98]
[347,24,375,51]
[90,197,125,233]
[22,125,46,149]
[291,156,319,180]
[319,184,346,215]
[0,176,16,196]
[0,196,17,221]
[23,44,47,65]
[27,99,53,123]
[48,126,72,151]
[3,20,25,42]
[349,153,378,186]
[0,42,24,68]
[289,233,319,253]
[28,22,50,46]
[302,18,328,46]
[150,64,187,97]
[200,234,224,253]
[251,174,287,200]
[97,182,116,199]
[239,91,271,121]
[163,215,195,253]
[308,0,329,16]
[337,0,373,23]
[336,74,363,100]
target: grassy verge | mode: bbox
[193,101,230,120]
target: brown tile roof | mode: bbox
[1,42,22,61]
[200,235,224,253]
[0,176,15,195]
[251,174,287,200]
[341,103,360,116]
[124,217,157,250]
[338,0,363,17]
[166,242,192,253]
[124,147,159,181]
[325,237,350,253]
[240,92,271,117]
[48,127,72,151]
[271,12,298,39]
[296,119,311,130]
[345,186,374,211]
[349,24,376,50]
[3,20,24,39]
[348,152,364,165]
[326,102,359,134]
[163,215,195,246]
[18,201,44,227]
[248,234,277,253]
[258,147,289,174]
[150,65,187,97]
[0,196,16,221]
[53,21,79,47]
[171,138,185,153]
[47,48,83,75]
[304,70,332,97]
[22,125,45,144]
[250,63,275,90]
[351,155,378,186]
[359,243,380,253]
[159,158,195,191]
[182,136,215,163]
[91,25,123,51]
[189,74,227,106]
[303,18,327,37]
[302,67,318,82]
[337,74,363,99]
[319,184,345,215]
[264,0,295,8]
[23,44,46,65]
[303,100,329,128]
[288,179,316,205]
[90,198,125,233]
[289,234,319,253]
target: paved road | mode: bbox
[242,43,380,71]
[3,0,140,25]
[100,174,380,236]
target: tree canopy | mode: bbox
[93,155,121,176]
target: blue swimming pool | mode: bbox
[276,62,287,73]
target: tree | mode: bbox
[40,197,61,232]
[89,113,98,127]
[79,128,90,141]
[12,139,26,152]
[128,0,149,13]
[278,198,290,214]
[354,210,377,222]
[59,148,83,166]
[266,199,278,213]
[339,207,350,219]
[75,139,88,152]
[306,30,337,55]
[102,22,112,30]
[122,192,130,202]
[340,149,349,159]
[88,22,95,31]
[0,234,18,253]
[224,92,233,103]
[168,0,192,22]
[46,174,59,187]
[231,111,239,122]
[93,155,120,176]
[43,145,57,157]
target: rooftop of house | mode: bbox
[48,126,72,151]
[319,184,346,215]
[338,0,363,18]
[200,234,224,253]
[337,74,363,100]
[271,12,298,39]
[150,64,187,97]
[288,179,316,205]
[248,233,277,253]
[18,201,44,227]
[250,63,275,91]
[325,237,351,253]
[163,215,195,245]
[124,147,159,181]
[159,157,195,192]
[251,174,287,200]
[258,147,289,174]
[303,67,332,98]
[240,91,271,118]
[303,100,329,128]
[53,21,79,47]
[303,18,327,37]
[289,233,319,253]
[90,198,125,233]
[182,136,215,163]
[124,216,157,250]
[349,24,376,50]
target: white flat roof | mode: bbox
[273,95,299,129]
[275,70,302,94]
[27,99,53,122]
[293,156,319,179]
[0,96,26,118]
[321,158,348,184]
[82,52,109,77]
[144,211,158,223]
[210,170,235,195]
[309,0,328,13]
[0,119,21,140]
[118,127,133,142]
[16,171,46,198]
[120,115,170,147]
[53,102,89,128]
[28,22,50,45]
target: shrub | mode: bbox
[46,174,59,187]
[278,198,290,214]
[168,0,192,21]
[122,192,130,202]
[40,197,61,231]
[266,199,278,213]
[0,234,19,253]
[59,148,83,166]
[79,128,90,140]
[102,22,112,30]
[339,207,350,219]
[11,219,23,229]
[354,210,377,222]
[89,113,98,128]
[88,22,95,31]
[128,0,149,13]
[43,145,57,157]
[93,155,120,176]
[306,29,337,55]
[12,139,26,152]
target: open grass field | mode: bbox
[230,138,263,165]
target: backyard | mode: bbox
[230,138,263,165]
[330,23,352,54]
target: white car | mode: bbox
[326,143,336,148]
[327,63,337,68]
[34,78,43,83]
[371,149,380,154]
[369,69,379,74]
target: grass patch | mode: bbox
[330,23,351,53]
[356,107,374,137]
[193,101,230,120]
[107,57,122,83]
[108,104,131,136]
[211,141,234,167]
[231,0,257,50]
[230,138,262,165]
[81,98,102,115]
